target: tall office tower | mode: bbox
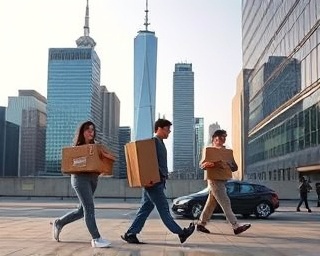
[207,122,221,145]
[45,0,102,174]
[6,90,47,176]
[100,86,120,153]
[195,117,204,179]
[0,107,19,177]
[116,126,131,179]
[100,86,120,176]
[242,1,320,183]
[173,63,195,172]
[20,109,46,176]
[133,0,158,140]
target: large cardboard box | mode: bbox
[125,139,160,187]
[61,144,114,175]
[201,147,234,180]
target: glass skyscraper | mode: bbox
[241,0,320,182]
[195,117,204,179]
[6,90,47,176]
[45,1,101,174]
[173,63,195,172]
[133,1,157,140]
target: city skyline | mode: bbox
[0,0,242,144]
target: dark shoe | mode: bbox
[308,209,312,213]
[197,224,210,234]
[297,208,301,212]
[52,219,62,242]
[179,223,195,243]
[121,233,141,244]
[234,223,251,235]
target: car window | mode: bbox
[239,184,254,194]
[226,183,235,193]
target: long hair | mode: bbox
[73,121,96,146]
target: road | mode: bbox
[0,198,319,256]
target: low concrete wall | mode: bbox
[0,177,206,199]
[0,177,315,200]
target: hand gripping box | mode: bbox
[124,139,160,187]
[201,147,234,180]
[61,144,114,175]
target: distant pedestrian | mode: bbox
[196,129,251,235]
[316,183,320,207]
[52,121,115,248]
[121,118,195,244]
[296,176,312,213]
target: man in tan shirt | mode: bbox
[197,129,251,235]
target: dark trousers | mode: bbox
[297,193,310,210]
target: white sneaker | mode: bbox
[91,237,111,248]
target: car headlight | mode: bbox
[176,198,191,205]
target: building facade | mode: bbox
[133,2,158,140]
[173,63,195,172]
[242,0,320,184]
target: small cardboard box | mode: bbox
[125,139,160,187]
[61,144,114,175]
[201,147,234,180]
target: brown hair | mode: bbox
[73,121,96,146]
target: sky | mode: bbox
[0,0,242,156]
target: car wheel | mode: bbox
[191,202,203,219]
[255,202,271,218]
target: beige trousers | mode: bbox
[198,180,238,228]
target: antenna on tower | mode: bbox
[144,0,150,31]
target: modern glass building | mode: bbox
[195,117,204,179]
[133,1,158,140]
[45,1,102,174]
[116,126,131,179]
[242,0,320,183]
[6,90,47,176]
[173,63,195,172]
[0,107,19,177]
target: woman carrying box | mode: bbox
[52,120,115,248]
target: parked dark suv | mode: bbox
[171,180,279,219]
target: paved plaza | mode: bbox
[0,197,319,256]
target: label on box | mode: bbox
[72,156,87,167]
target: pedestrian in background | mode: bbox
[196,129,251,235]
[316,183,320,207]
[52,120,115,248]
[296,176,312,213]
[121,118,195,244]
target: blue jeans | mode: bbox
[58,173,100,239]
[127,181,183,235]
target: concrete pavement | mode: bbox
[0,197,319,256]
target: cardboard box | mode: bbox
[201,147,234,180]
[61,144,114,175]
[125,139,160,187]
[201,147,234,163]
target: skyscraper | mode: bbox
[45,0,102,174]
[207,122,221,145]
[6,90,47,176]
[0,106,19,177]
[116,126,131,179]
[133,0,158,140]
[173,63,195,172]
[195,117,204,179]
